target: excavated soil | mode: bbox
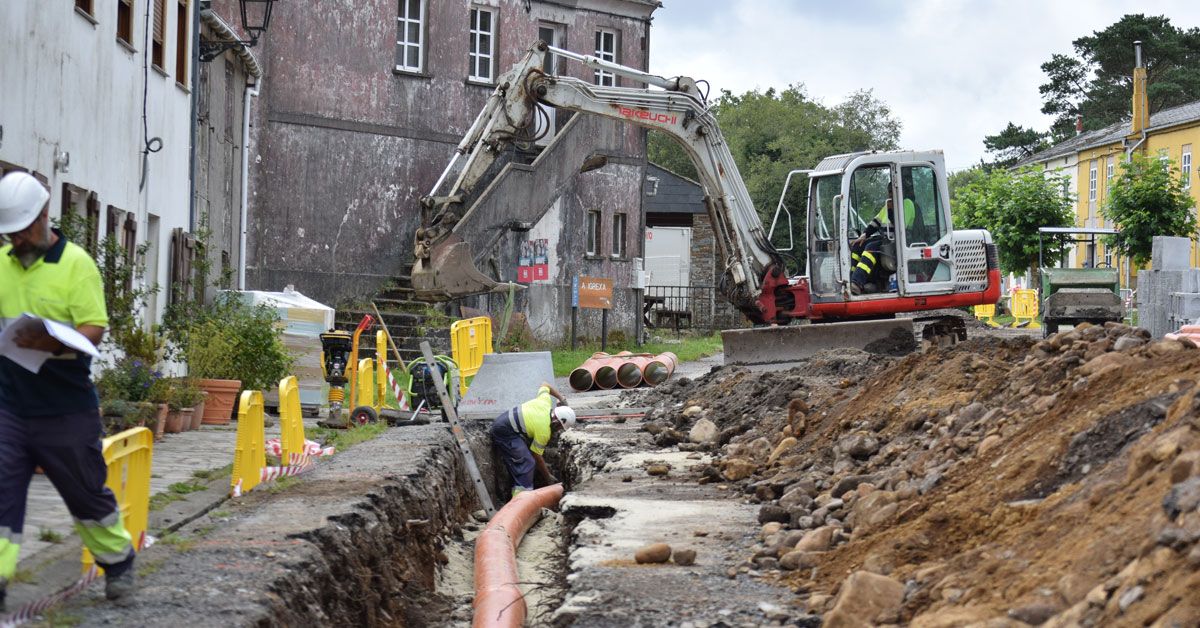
[629,323,1200,627]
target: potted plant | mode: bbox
[147,377,173,440]
[96,358,163,435]
[174,379,205,431]
[178,295,292,424]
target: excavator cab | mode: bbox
[774,151,960,304]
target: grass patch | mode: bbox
[550,333,724,377]
[148,479,209,511]
[208,509,231,519]
[137,558,165,578]
[266,475,301,494]
[191,464,233,481]
[157,533,195,552]
[9,568,35,584]
[31,608,82,627]
[38,528,65,543]
[308,421,389,453]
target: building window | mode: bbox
[611,213,626,258]
[117,0,134,46]
[593,29,616,86]
[224,60,235,140]
[1183,145,1192,190]
[468,7,495,83]
[76,0,94,16]
[586,210,601,255]
[1088,161,1097,202]
[152,0,166,69]
[175,0,190,83]
[1106,159,1114,183]
[396,0,425,73]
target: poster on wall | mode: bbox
[517,238,549,283]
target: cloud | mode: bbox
[650,0,1200,170]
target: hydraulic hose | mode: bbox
[472,483,564,628]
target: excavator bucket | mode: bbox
[721,319,916,365]
[411,235,525,302]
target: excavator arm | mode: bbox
[412,41,784,318]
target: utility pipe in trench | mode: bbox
[472,483,564,628]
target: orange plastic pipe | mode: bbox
[568,352,610,391]
[642,351,677,386]
[472,483,565,628]
[617,353,655,388]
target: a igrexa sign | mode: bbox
[574,276,613,309]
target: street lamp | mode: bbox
[199,0,277,62]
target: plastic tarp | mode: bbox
[235,286,335,408]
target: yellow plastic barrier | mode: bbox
[1010,289,1041,328]
[973,303,1001,328]
[451,316,493,395]
[376,330,388,409]
[279,376,306,462]
[82,427,153,572]
[355,357,376,409]
[231,390,266,495]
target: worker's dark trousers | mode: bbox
[0,407,134,582]
[490,411,535,495]
[851,238,883,287]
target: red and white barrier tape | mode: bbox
[0,535,156,627]
[386,366,409,411]
[264,438,335,459]
[231,453,319,498]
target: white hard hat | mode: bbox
[553,405,577,428]
[0,172,49,234]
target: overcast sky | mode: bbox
[648,1,1200,171]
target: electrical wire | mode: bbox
[139,0,164,191]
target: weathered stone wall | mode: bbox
[243,0,656,316]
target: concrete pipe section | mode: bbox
[473,484,564,628]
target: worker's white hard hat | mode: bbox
[0,172,49,234]
[553,405,577,428]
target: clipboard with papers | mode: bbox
[0,313,100,373]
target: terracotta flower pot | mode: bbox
[179,407,195,431]
[197,378,241,425]
[164,409,186,433]
[190,394,207,430]
[153,403,169,440]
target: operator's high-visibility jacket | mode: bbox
[863,198,916,241]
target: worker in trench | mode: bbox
[490,381,575,497]
[0,173,137,609]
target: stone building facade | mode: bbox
[241,0,660,343]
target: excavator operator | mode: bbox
[850,180,918,295]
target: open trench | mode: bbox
[63,386,784,627]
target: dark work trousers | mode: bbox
[851,237,884,287]
[490,409,535,494]
[0,407,134,581]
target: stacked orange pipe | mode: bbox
[568,351,678,391]
[472,484,565,628]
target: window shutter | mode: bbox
[154,0,166,43]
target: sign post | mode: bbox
[572,275,613,350]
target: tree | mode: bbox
[645,84,902,257]
[952,167,1075,278]
[983,123,1048,168]
[948,166,986,204]
[1101,152,1197,265]
[1039,14,1200,139]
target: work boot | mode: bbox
[850,282,863,296]
[104,569,137,603]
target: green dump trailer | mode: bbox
[1038,227,1124,337]
[1040,267,1124,335]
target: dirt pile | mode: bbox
[635,323,1200,626]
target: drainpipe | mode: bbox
[238,80,260,290]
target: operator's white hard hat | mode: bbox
[0,172,49,234]
[553,405,577,428]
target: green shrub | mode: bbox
[172,293,292,391]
